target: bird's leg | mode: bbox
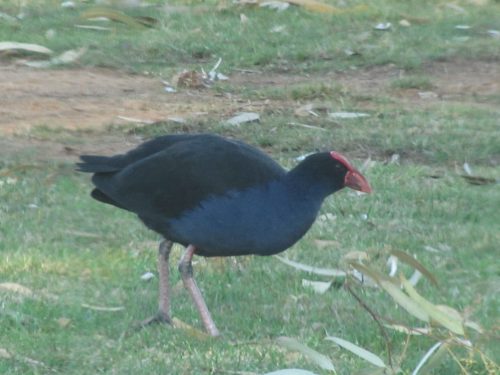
[140,240,173,326]
[179,245,220,337]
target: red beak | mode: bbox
[344,170,372,193]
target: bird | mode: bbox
[77,133,371,336]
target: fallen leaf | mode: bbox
[488,29,500,38]
[116,115,156,124]
[0,41,53,55]
[167,116,186,124]
[260,1,290,11]
[81,303,125,312]
[343,48,360,57]
[57,317,71,328]
[286,0,367,15]
[226,112,260,125]
[240,13,249,23]
[342,251,369,262]
[276,255,346,277]
[326,336,386,368]
[463,162,473,176]
[81,7,154,28]
[0,348,12,359]
[0,282,34,297]
[140,271,155,281]
[264,370,320,375]
[302,279,332,294]
[270,25,286,33]
[206,58,229,82]
[74,24,113,31]
[374,22,391,31]
[418,91,438,99]
[61,1,76,8]
[0,12,18,23]
[328,112,369,119]
[275,336,336,372]
[295,103,328,117]
[287,122,327,131]
[460,175,497,186]
[22,47,86,68]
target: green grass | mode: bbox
[1,0,500,374]
[1,0,499,74]
[390,76,434,90]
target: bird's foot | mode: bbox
[138,311,172,328]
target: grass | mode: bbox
[1,0,500,374]
[1,0,499,74]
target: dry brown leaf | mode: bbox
[342,250,369,262]
[286,0,368,15]
[460,175,497,185]
[0,282,34,297]
[314,239,339,249]
[57,317,71,328]
[176,70,206,88]
[81,7,154,28]
[172,317,210,339]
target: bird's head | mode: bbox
[329,151,372,193]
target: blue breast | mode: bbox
[167,180,324,257]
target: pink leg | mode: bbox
[179,245,220,337]
[141,240,172,326]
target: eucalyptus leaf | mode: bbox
[412,342,447,375]
[326,336,386,368]
[275,256,346,277]
[390,250,438,286]
[264,370,320,375]
[401,277,464,335]
[379,279,429,322]
[275,336,336,372]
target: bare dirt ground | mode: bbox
[1,59,498,161]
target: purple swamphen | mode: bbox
[78,133,371,336]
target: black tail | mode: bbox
[91,188,129,210]
[76,155,121,173]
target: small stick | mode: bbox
[344,281,393,369]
